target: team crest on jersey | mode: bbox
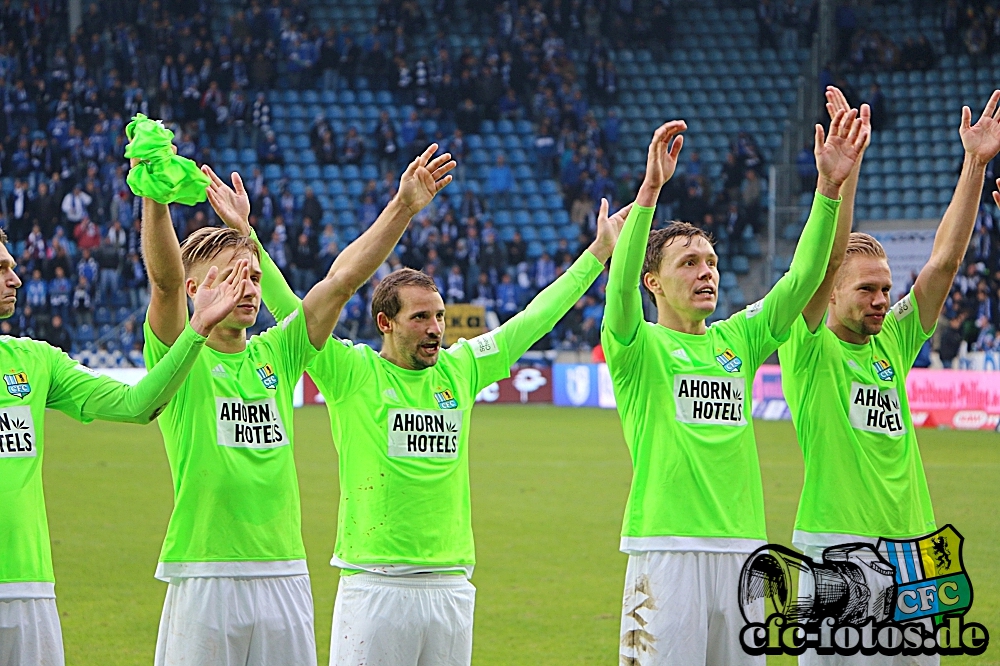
[3,372,30,399]
[256,364,278,390]
[434,388,458,410]
[715,349,743,373]
[873,359,895,381]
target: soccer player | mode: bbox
[144,143,454,666]
[206,163,629,666]
[779,90,1000,666]
[0,227,247,666]
[604,113,868,666]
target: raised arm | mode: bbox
[204,144,455,349]
[605,120,686,346]
[761,107,866,340]
[500,198,628,361]
[140,197,188,345]
[914,91,1000,333]
[802,88,871,331]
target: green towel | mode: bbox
[124,114,209,206]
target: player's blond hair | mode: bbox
[179,227,259,275]
[844,232,886,260]
[0,228,7,245]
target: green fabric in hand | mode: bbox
[124,114,210,206]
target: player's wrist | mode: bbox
[816,175,842,200]
[587,242,611,263]
[636,182,662,207]
[963,151,991,170]
[188,313,215,338]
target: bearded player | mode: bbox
[141,141,454,666]
[604,111,867,665]
[0,226,247,666]
[779,90,1000,666]
[204,155,628,664]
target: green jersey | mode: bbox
[603,194,840,553]
[779,291,936,550]
[144,307,319,580]
[255,237,606,574]
[0,326,205,598]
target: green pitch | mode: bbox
[43,405,999,664]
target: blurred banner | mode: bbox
[443,304,486,346]
[552,363,1000,430]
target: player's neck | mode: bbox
[206,325,248,354]
[379,341,422,371]
[827,314,871,346]
[656,304,708,335]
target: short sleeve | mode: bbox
[307,337,370,404]
[45,342,117,423]
[882,291,934,372]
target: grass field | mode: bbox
[42,404,999,665]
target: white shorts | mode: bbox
[154,575,316,666]
[0,598,64,666]
[798,545,939,666]
[330,573,475,666]
[619,550,764,666]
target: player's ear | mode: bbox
[184,276,199,300]
[376,311,392,334]
[642,272,662,297]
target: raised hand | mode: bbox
[960,90,1000,166]
[589,199,633,263]
[396,144,456,217]
[825,86,871,153]
[202,165,252,235]
[814,108,867,190]
[642,120,687,189]
[189,259,252,337]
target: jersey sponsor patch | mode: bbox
[848,382,906,435]
[0,406,36,458]
[746,299,764,319]
[673,374,747,426]
[3,372,30,399]
[215,397,288,448]
[468,331,499,358]
[388,408,462,458]
[891,294,914,321]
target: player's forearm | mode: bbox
[250,229,301,322]
[606,203,654,346]
[81,324,206,423]
[928,153,987,276]
[499,250,605,361]
[140,198,184,291]
[326,197,411,294]
[766,192,840,338]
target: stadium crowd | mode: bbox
[0,0,996,368]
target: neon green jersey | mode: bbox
[779,291,936,549]
[603,194,840,552]
[254,234,606,572]
[0,326,205,596]
[144,307,319,579]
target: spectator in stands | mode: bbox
[289,233,318,297]
[487,154,514,206]
[72,276,93,328]
[123,251,147,309]
[61,185,92,225]
[301,188,323,228]
[343,126,366,165]
[258,130,284,165]
[939,315,965,368]
[43,314,72,353]
[740,169,765,234]
[864,83,888,131]
[965,19,989,65]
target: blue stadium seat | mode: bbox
[322,165,341,180]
